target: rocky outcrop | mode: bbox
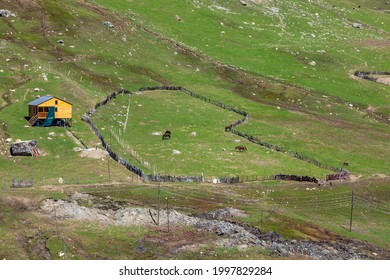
[40,198,390,260]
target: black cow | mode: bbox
[162,130,171,140]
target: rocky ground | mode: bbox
[40,193,390,260]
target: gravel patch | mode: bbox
[40,198,389,259]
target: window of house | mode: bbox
[55,100,58,105]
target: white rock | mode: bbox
[58,178,64,184]
[172,150,181,155]
[191,132,197,136]
[73,147,83,152]
[352,23,363,29]
[308,61,316,66]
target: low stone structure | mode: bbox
[10,140,39,156]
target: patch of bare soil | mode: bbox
[0,196,34,211]
[140,226,210,256]
[362,39,390,49]
[21,231,51,260]
[376,77,390,85]
[373,173,388,179]
[78,148,108,159]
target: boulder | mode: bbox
[0,9,15,18]
[10,140,38,156]
[103,21,114,28]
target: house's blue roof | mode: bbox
[28,96,54,106]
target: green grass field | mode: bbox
[91,90,330,178]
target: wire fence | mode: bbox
[267,190,390,214]
[110,127,156,173]
[0,176,143,190]
[1,172,349,189]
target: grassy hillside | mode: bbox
[91,0,390,112]
[0,0,389,260]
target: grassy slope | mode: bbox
[91,0,390,111]
[0,0,389,259]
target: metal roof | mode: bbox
[28,95,54,106]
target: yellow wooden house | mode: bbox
[28,96,72,127]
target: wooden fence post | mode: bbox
[166,197,170,233]
[157,175,161,225]
[349,187,354,232]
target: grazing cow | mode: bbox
[162,130,171,140]
[235,145,247,152]
[343,162,349,166]
[225,124,233,132]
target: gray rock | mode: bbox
[0,9,15,18]
[103,21,114,28]
[352,23,363,28]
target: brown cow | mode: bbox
[235,145,247,152]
